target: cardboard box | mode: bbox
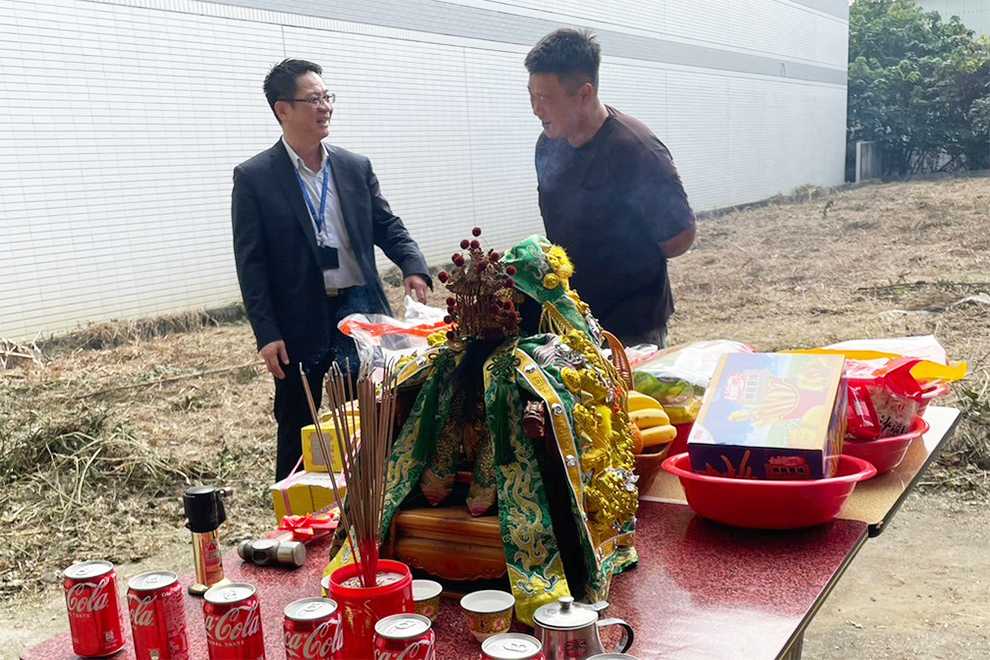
[270,470,346,520]
[301,411,360,473]
[688,353,846,479]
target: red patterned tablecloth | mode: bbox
[24,500,867,659]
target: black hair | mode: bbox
[524,28,601,89]
[263,58,323,122]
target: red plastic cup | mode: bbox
[667,421,694,458]
[328,559,413,655]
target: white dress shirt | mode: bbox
[282,138,365,291]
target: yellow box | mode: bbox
[302,411,360,473]
[270,470,347,521]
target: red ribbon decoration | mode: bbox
[276,511,339,543]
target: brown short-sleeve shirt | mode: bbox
[536,106,695,340]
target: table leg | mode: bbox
[779,632,804,660]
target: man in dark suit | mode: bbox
[232,59,431,480]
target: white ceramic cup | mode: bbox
[412,579,443,621]
[459,589,515,642]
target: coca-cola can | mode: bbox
[373,613,436,660]
[63,560,125,657]
[202,582,266,660]
[127,570,189,659]
[481,632,545,659]
[283,597,342,659]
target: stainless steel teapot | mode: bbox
[533,597,634,659]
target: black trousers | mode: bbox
[272,287,365,481]
[617,325,668,349]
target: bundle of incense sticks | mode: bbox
[301,360,397,588]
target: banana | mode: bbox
[640,424,677,448]
[629,408,670,429]
[627,390,663,412]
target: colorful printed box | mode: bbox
[688,353,847,479]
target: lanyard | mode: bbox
[295,163,330,236]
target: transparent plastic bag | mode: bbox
[632,340,754,387]
[338,300,449,375]
[403,295,447,325]
[631,340,753,422]
[827,335,947,366]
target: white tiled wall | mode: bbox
[445,0,849,69]
[0,0,848,340]
[918,0,990,37]
[0,0,285,339]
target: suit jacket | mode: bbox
[231,139,430,360]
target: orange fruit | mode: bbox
[629,423,645,455]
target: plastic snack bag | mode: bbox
[845,357,925,440]
[787,339,967,439]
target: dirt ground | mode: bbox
[2,176,988,658]
[805,493,990,660]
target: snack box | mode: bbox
[688,353,846,479]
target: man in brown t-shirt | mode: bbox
[525,29,696,347]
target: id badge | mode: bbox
[316,245,339,270]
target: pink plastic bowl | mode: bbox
[843,416,929,476]
[661,452,876,529]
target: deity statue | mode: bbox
[327,231,638,624]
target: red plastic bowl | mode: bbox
[843,416,929,476]
[918,381,950,415]
[661,452,876,529]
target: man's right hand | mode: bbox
[259,340,290,379]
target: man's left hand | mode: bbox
[404,274,429,304]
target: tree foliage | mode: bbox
[848,0,990,176]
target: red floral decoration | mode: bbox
[439,227,520,341]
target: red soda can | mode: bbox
[63,560,125,657]
[202,582,266,660]
[373,613,436,660]
[127,570,189,659]
[283,597,342,659]
[481,633,546,660]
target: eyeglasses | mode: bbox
[285,92,336,107]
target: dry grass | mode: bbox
[1,176,988,604]
[36,304,248,356]
[0,325,274,599]
[670,176,990,493]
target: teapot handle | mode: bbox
[597,617,634,653]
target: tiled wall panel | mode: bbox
[919,0,990,37]
[0,0,847,339]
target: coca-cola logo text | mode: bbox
[128,593,156,627]
[374,638,435,660]
[285,620,342,658]
[205,601,261,645]
[66,576,111,615]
